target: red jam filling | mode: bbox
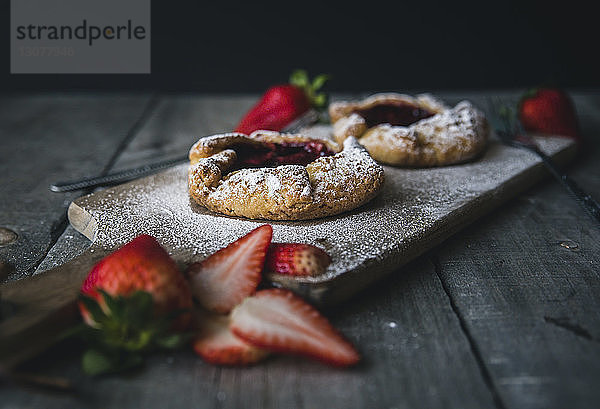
[356,102,435,128]
[232,141,335,169]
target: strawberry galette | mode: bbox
[188,131,384,220]
[329,93,489,167]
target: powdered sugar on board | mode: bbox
[71,129,574,305]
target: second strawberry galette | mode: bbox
[188,131,384,220]
[329,93,489,167]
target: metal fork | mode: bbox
[49,109,321,193]
[487,97,600,224]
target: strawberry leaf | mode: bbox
[73,290,191,376]
[289,69,309,88]
[521,87,539,101]
[313,93,328,110]
[311,74,330,92]
[289,69,330,111]
[121,291,154,326]
[82,348,115,376]
[98,289,122,319]
[82,348,144,376]
[79,294,107,324]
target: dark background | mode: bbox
[1,0,598,93]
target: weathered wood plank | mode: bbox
[433,93,600,409]
[0,94,153,279]
[110,94,255,170]
[434,194,600,408]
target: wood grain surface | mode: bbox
[0,94,154,278]
[1,92,599,409]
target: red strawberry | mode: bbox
[234,70,329,134]
[230,288,360,367]
[77,235,194,375]
[80,234,193,329]
[192,308,269,366]
[518,88,581,141]
[265,243,331,277]
[186,225,273,313]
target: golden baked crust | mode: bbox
[188,131,384,220]
[329,93,489,167]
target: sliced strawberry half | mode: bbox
[192,309,269,366]
[186,225,273,313]
[265,243,331,277]
[230,288,360,367]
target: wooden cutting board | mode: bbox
[0,132,575,369]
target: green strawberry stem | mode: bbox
[289,69,330,111]
[73,290,191,376]
[518,88,539,112]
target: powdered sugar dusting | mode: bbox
[72,130,574,304]
[189,134,383,220]
[331,94,488,167]
[210,166,307,202]
[265,173,282,195]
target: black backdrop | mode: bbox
[2,0,598,93]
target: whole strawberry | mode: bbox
[78,235,193,375]
[234,70,329,134]
[518,88,581,141]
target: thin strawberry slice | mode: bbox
[192,309,269,366]
[230,289,360,367]
[265,243,331,276]
[186,225,273,313]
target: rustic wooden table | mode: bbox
[1,91,599,409]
